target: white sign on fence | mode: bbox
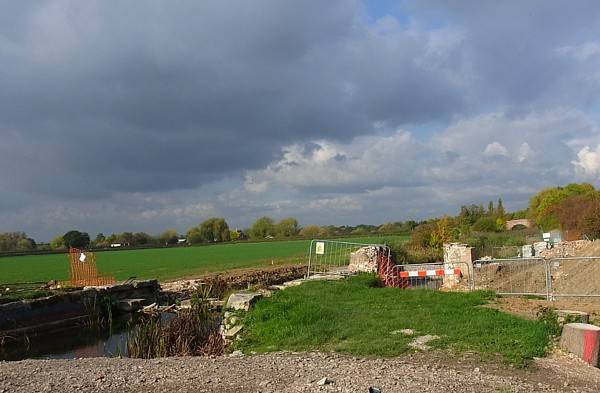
[315,242,325,255]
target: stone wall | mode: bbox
[0,280,159,334]
[442,243,474,289]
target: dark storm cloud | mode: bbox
[0,0,469,203]
[3,1,600,240]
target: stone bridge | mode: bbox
[505,219,532,230]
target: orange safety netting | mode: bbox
[66,247,115,287]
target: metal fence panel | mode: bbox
[472,258,549,298]
[548,257,600,298]
[306,239,387,277]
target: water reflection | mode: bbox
[0,312,175,361]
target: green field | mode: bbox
[0,235,407,284]
[236,275,553,366]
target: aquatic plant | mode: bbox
[127,285,223,358]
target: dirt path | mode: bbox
[1,351,599,393]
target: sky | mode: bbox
[2,1,600,241]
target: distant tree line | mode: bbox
[0,217,417,253]
[0,232,36,252]
[12,182,600,254]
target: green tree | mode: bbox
[298,225,324,238]
[0,232,36,251]
[496,198,505,218]
[458,204,485,226]
[472,216,499,232]
[408,222,436,248]
[16,238,34,251]
[198,217,230,242]
[275,217,299,237]
[160,229,178,245]
[529,183,597,230]
[250,216,275,239]
[63,230,90,249]
[429,216,453,248]
[133,232,153,245]
[186,228,203,244]
[118,232,134,245]
[50,236,65,249]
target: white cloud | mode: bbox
[232,109,600,225]
[308,196,363,211]
[483,141,509,157]
[517,142,532,162]
[556,42,600,62]
[572,145,600,178]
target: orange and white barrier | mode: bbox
[397,268,461,278]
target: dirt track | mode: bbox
[1,351,600,393]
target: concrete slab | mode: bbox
[560,323,600,367]
[226,292,262,311]
[556,310,590,324]
[115,298,146,312]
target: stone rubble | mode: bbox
[2,351,599,392]
[348,246,379,273]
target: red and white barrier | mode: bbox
[397,268,461,278]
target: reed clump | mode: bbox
[127,286,223,358]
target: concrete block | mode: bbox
[115,298,146,312]
[556,310,589,324]
[559,323,600,367]
[226,292,262,311]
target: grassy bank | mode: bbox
[236,275,553,366]
[0,235,406,284]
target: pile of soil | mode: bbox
[160,264,306,298]
[476,240,600,296]
[475,262,548,294]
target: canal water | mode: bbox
[0,313,175,361]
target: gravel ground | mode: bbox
[1,351,600,393]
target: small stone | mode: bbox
[230,350,244,357]
[224,324,243,338]
[408,335,440,351]
[316,377,333,386]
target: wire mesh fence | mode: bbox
[547,257,600,298]
[472,258,550,298]
[306,240,388,277]
[307,239,600,300]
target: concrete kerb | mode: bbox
[560,323,600,367]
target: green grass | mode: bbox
[236,275,553,366]
[0,235,407,284]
